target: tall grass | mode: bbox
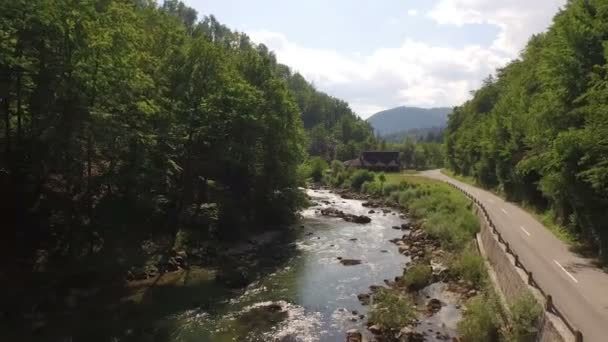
[391,179,480,251]
[457,287,503,342]
[400,262,433,290]
[449,244,487,286]
[368,288,416,331]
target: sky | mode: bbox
[184,0,566,118]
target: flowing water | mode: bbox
[39,188,462,342]
[162,189,411,342]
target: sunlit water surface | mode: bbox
[170,189,409,342]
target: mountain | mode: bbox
[366,106,451,136]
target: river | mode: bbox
[147,188,409,341]
[73,188,464,342]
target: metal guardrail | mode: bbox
[445,182,583,342]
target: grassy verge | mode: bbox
[440,169,580,247]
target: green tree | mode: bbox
[444,0,608,261]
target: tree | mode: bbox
[444,0,608,261]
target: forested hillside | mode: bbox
[288,74,376,160]
[0,0,372,267]
[445,0,608,260]
[367,106,450,136]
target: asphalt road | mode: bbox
[421,169,608,342]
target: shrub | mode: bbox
[296,163,312,186]
[368,288,416,331]
[349,170,375,191]
[397,188,419,205]
[308,157,329,182]
[425,210,473,250]
[327,169,347,187]
[507,293,543,342]
[400,262,433,290]
[361,180,382,195]
[330,160,345,175]
[393,181,479,251]
[381,182,399,196]
[458,292,501,342]
[450,246,486,286]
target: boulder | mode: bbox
[368,324,383,335]
[321,207,345,217]
[357,293,371,305]
[399,327,425,342]
[349,215,371,224]
[427,298,444,313]
[340,259,362,266]
[346,329,362,342]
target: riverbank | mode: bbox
[321,168,544,341]
[5,188,421,341]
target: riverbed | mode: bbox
[151,188,409,341]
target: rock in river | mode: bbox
[346,329,362,342]
[357,293,371,305]
[339,259,362,266]
[344,215,371,224]
[426,298,444,314]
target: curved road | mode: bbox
[421,169,608,342]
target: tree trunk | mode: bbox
[2,67,11,159]
[16,69,22,143]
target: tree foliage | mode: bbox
[0,0,364,263]
[445,0,608,260]
[292,80,376,160]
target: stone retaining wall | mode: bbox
[473,206,576,342]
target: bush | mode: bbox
[368,288,416,331]
[400,262,433,290]
[507,293,543,342]
[425,210,475,250]
[381,182,399,196]
[450,246,486,286]
[349,170,375,191]
[361,180,382,195]
[393,181,479,251]
[296,163,312,186]
[330,160,345,175]
[308,157,329,182]
[458,291,502,342]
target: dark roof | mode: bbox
[361,151,400,165]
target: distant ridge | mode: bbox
[366,106,451,136]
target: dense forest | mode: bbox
[0,0,374,270]
[445,0,608,260]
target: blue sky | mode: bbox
[184,0,565,118]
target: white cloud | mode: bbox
[247,1,564,118]
[407,9,419,16]
[428,0,566,55]
[249,30,508,118]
